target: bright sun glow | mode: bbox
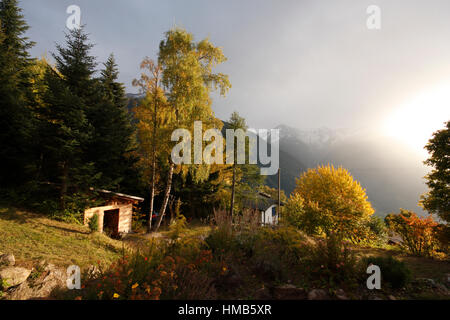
[384,83,450,155]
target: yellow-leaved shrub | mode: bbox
[286,164,375,240]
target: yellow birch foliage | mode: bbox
[290,164,374,238]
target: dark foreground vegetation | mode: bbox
[1,205,449,300]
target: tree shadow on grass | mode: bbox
[0,206,33,224]
[39,223,90,236]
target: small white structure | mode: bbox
[243,192,282,226]
[261,204,278,226]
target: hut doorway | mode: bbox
[84,189,144,236]
[103,209,120,237]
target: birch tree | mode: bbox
[154,27,231,231]
[133,58,172,233]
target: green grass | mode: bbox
[0,204,211,269]
[0,206,125,269]
[355,245,450,280]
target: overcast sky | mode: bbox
[20,0,450,141]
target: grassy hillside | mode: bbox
[356,246,450,282]
[0,205,125,268]
[2,204,448,278]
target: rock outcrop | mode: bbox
[0,266,31,289]
[0,254,67,300]
[8,263,67,300]
[0,253,15,267]
[307,288,330,300]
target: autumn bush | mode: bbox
[233,208,260,235]
[385,209,441,257]
[286,164,375,242]
[343,215,389,246]
[66,247,163,300]
[205,208,260,255]
[207,212,299,282]
[249,226,310,281]
[167,199,188,241]
[205,209,235,254]
[305,232,362,287]
[365,215,389,245]
[63,238,219,300]
[283,193,308,230]
[363,256,411,289]
[207,216,363,288]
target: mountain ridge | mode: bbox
[267,123,428,216]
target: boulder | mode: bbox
[273,284,307,300]
[418,278,437,288]
[0,253,15,267]
[335,289,349,300]
[8,264,67,300]
[0,266,31,289]
[307,289,330,300]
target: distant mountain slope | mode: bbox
[265,147,307,194]
[221,122,308,193]
[265,124,429,216]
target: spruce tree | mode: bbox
[39,65,97,209]
[39,26,100,209]
[52,26,96,100]
[87,54,138,191]
[0,0,35,186]
[100,54,126,106]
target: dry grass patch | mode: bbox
[124,220,211,249]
